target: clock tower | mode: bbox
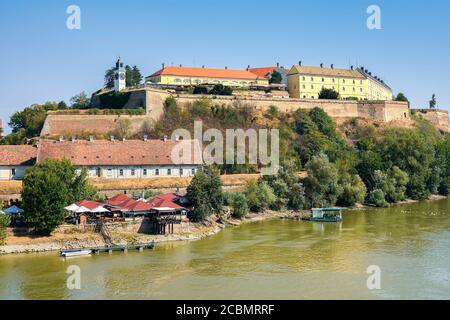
[114,57,126,91]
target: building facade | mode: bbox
[0,145,37,180]
[248,64,289,86]
[37,138,202,179]
[145,66,268,87]
[287,64,392,101]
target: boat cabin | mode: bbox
[308,208,343,222]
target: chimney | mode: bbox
[179,64,182,67]
[162,63,165,69]
[225,66,228,70]
[247,65,250,71]
[351,65,354,70]
[202,65,205,68]
[369,72,372,75]
[276,62,280,67]
[331,64,334,69]
[320,63,323,68]
[299,61,302,66]
[89,136,94,142]
[163,135,168,142]
[59,135,64,142]
[71,136,76,143]
[143,135,148,141]
[110,135,115,142]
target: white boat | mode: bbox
[60,249,92,257]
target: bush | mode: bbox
[193,86,208,95]
[230,193,248,219]
[338,174,367,206]
[368,189,389,207]
[244,180,276,212]
[318,88,340,100]
[0,214,11,245]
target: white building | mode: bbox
[0,145,37,180]
[114,57,126,92]
[37,138,202,179]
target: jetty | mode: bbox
[60,241,155,257]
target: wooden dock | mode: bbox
[60,241,155,257]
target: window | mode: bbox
[360,88,363,92]
[360,80,363,84]
[311,85,314,89]
[343,87,346,91]
[143,169,147,176]
[191,168,196,175]
[155,169,159,176]
[303,95,307,98]
[322,78,324,82]
[353,80,355,84]
[353,87,355,92]
[310,77,314,81]
[332,78,335,83]
[343,79,346,84]
[119,169,124,176]
[11,168,16,176]
[167,168,172,176]
[302,84,306,89]
[131,169,135,176]
[180,168,183,176]
[174,78,182,83]
[302,76,306,81]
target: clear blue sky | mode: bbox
[1,0,449,133]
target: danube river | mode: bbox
[1,198,449,300]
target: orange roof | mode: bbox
[37,139,203,166]
[0,145,37,166]
[248,67,277,78]
[105,194,131,206]
[147,66,264,80]
[75,200,104,210]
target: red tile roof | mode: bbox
[0,145,37,166]
[248,67,278,79]
[37,139,202,166]
[147,196,184,209]
[75,200,104,210]
[148,66,265,80]
[105,194,131,206]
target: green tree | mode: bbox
[318,88,340,100]
[230,193,249,219]
[0,214,10,245]
[368,189,389,207]
[395,93,409,102]
[210,84,233,96]
[22,160,97,234]
[429,94,437,109]
[244,180,276,212]
[269,71,282,84]
[186,167,224,221]
[70,92,91,109]
[338,174,367,206]
[304,153,342,208]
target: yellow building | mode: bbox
[145,66,268,87]
[287,64,392,101]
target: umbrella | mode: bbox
[74,206,91,213]
[4,205,24,215]
[64,203,80,212]
[91,206,110,213]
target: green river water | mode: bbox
[1,198,449,300]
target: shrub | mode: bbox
[244,180,276,212]
[230,193,249,219]
[368,189,389,207]
[0,214,11,245]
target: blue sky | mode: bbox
[1,0,449,133]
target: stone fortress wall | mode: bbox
[138,88,411,122]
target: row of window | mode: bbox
[110,168,196,177]
[301,76,363,85]
[172,78,255,85]
[300,84,364,93]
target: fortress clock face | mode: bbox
[119,73,125,80]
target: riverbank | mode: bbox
[1,194,447,255]
[0,211,302,255]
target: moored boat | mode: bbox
[60,249,93,257]
[302,208,343,222]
